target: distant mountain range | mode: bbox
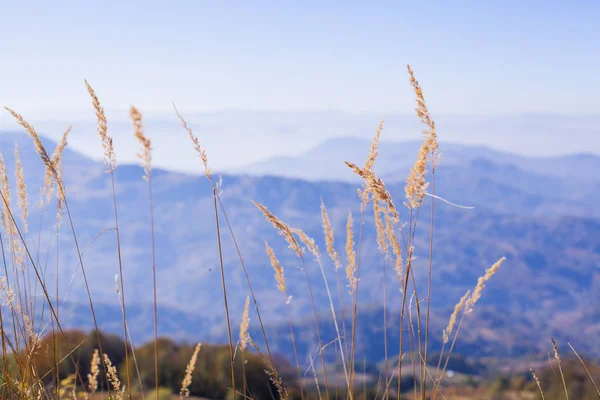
[241,138,600,218]
[1,131,599,363]
[241,137,600,182]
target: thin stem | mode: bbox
[305,247,350,398]
[422,171,436,400]
[55,225,60,397]
[109,171,132,399]
[0,231,21,360]
[217,198,276,366]
[147,175,160,399]
[213,190,236,393]
[431,309,468,400]
[568,343,600,399]
[299,255,330,400]
[350,211,366,395]
[397,236,414,400]
[334,271,350,363]
[362,357,366,400]
[241,349,248,398]
[382,258,389,400]
[60,192,112,397]
[285,300,305,400]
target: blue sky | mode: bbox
[1,1,598,115]
[0,1,599,170]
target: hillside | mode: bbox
[1,131,599,361]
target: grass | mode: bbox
[0,66,596,400]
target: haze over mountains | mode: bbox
[1,112,599,174]
[0,130,599,362]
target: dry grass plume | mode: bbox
[174,105,212,182]
[320,200,341,271]
[265,241,286,293]
[130,106,152,181]
[467,257,506,312]
[14,144,28,233]
[180,343,202,398]
[404,65,439,209]
[87,349,100,394]
[345,212,357,292]
[443,290,470,344]
[84,80,115,172]
[239,296,250,350]
[253,201,301,257]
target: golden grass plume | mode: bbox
[87,349,100,394]
[41,126,71,208]
[174,105,212,182]
[4,108,62,194]
[364,120,384,172]
[253,201,301,257]
[85,80,116,172]
[443,290,470,344]
[292,227,320,260]
[14,144,28,233]
[467,257,506,312]
[0,152,13,235]
[404,65,440,209]
[530,368,546,400]
[346,161,399,221]
[384,214,403,284]
[247,334,288,400]
[180,343,202,397]
[345,211,357,292]
[373,200,388,256]
[103,353,125,399]
[53,126,71,216]
[320,200,341,271]
[130,106,152,180]
[265,241,286,293]
[239,296,250,351]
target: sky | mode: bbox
[0,1,599,171]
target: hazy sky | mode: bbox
[0,1,599,171]
[1,1,599,115]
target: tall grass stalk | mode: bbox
[568,343,600,398]
[84,80,132,399]
[131,106,160,399]
[552,338,570,400]
[175,105,237,394]
[217,199,277,366]
[213,191,237,393]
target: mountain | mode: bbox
[241,138,600,217]
[241,137,600,182]
[1,131,599,363]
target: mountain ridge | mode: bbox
[1,130,599,362]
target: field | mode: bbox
[0,66,598,400]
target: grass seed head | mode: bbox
[14,144,28,233]
[265,241,286,293]
[85,80,116,172]
[239,296,250,350]
[180,343,202,397]
[253,201,302,257]
[130,106,152,181]
[345,212,357,293]
[467,257,506,312]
